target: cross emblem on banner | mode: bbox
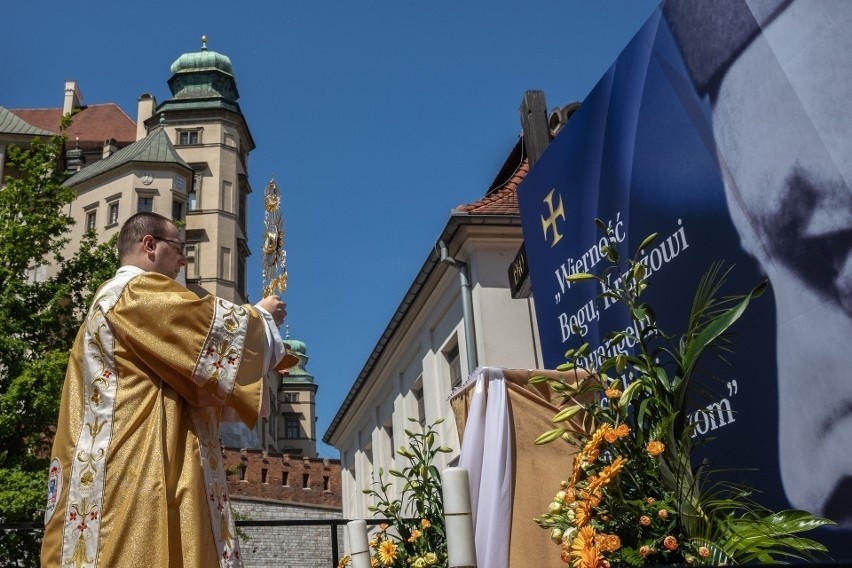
[540,188,566,247]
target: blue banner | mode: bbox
[518,1,852,556]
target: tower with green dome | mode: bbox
[142,36,255,305]
[276,334,319,457]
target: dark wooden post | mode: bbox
[510,90,551,300]
[519,90,550,166]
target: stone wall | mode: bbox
[232,497,345,568]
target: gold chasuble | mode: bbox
[41,267,272,568]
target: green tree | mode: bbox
[0,116,118,565]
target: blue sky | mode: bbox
[2,1,658,457]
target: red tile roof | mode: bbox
[455,157,528,215]
[10,104,136,152]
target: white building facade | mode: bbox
[324,151,544,521]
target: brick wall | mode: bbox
[232,497,345,568]
[223,447,342,508]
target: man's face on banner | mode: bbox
[711,0,852,523]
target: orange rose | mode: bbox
[604,429,618,443]
[603,534,621,552]
[639,546,651,557]
[639,515,651,526]
[646,440,665,456]
[615,424,629,438]
[698,546,710,558]
[663,535,678,551]
[646,497,655,505]
[658,508,669,520]
[604,388,622,399]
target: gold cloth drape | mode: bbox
[451,368,588,568]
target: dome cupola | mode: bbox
[167,36,239,101]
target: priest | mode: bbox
[41,212,289,567]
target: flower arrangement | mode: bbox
[339,419,451,568]
[533,220,833,567]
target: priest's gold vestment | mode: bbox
[41,268,274,567]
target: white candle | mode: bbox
[442,467,477,567]
[346,519,371,568]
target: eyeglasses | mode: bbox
[152,236,186,255]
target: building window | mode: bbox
[445,343,462,388]
[237,254,246,300]
[386,424,395,459]
[261,468,268,484]
[85,210,97,231]
[178,130,200,145]
[412,380,425,427]
[172,199,184,221]
[238,188,247,228]
[222,180,233,213]
[107,202,120,226]
[220,247,231,280]
[285,419,299,440]
[302,473,310,489]
[137,196,153,213]
[323,475,330,491]
[185,244,198,279]
[189,166,204,211]
[282,471,289,486]
[282,392,299,403]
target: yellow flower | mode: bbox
[407,529,422,542]
[337,554,351,567]
[588,456,626,492]
[424,552,438,565]
[370,558,378,568]
[584,424,613,455]
[420,518,431,529]
[368,538,378,548]
[377,540,397,566]
[646,440,665,456]
[574,499,594,527]
[570,525,602,568]
[615,424,629,438]
[413,558,427,568]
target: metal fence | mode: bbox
[0,519,389,568]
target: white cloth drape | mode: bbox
[456,367,514,568]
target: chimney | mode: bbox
[136,93,156,141]
[103,138,117,159]
[63,81,83,115]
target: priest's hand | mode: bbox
[257,295,286,327]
